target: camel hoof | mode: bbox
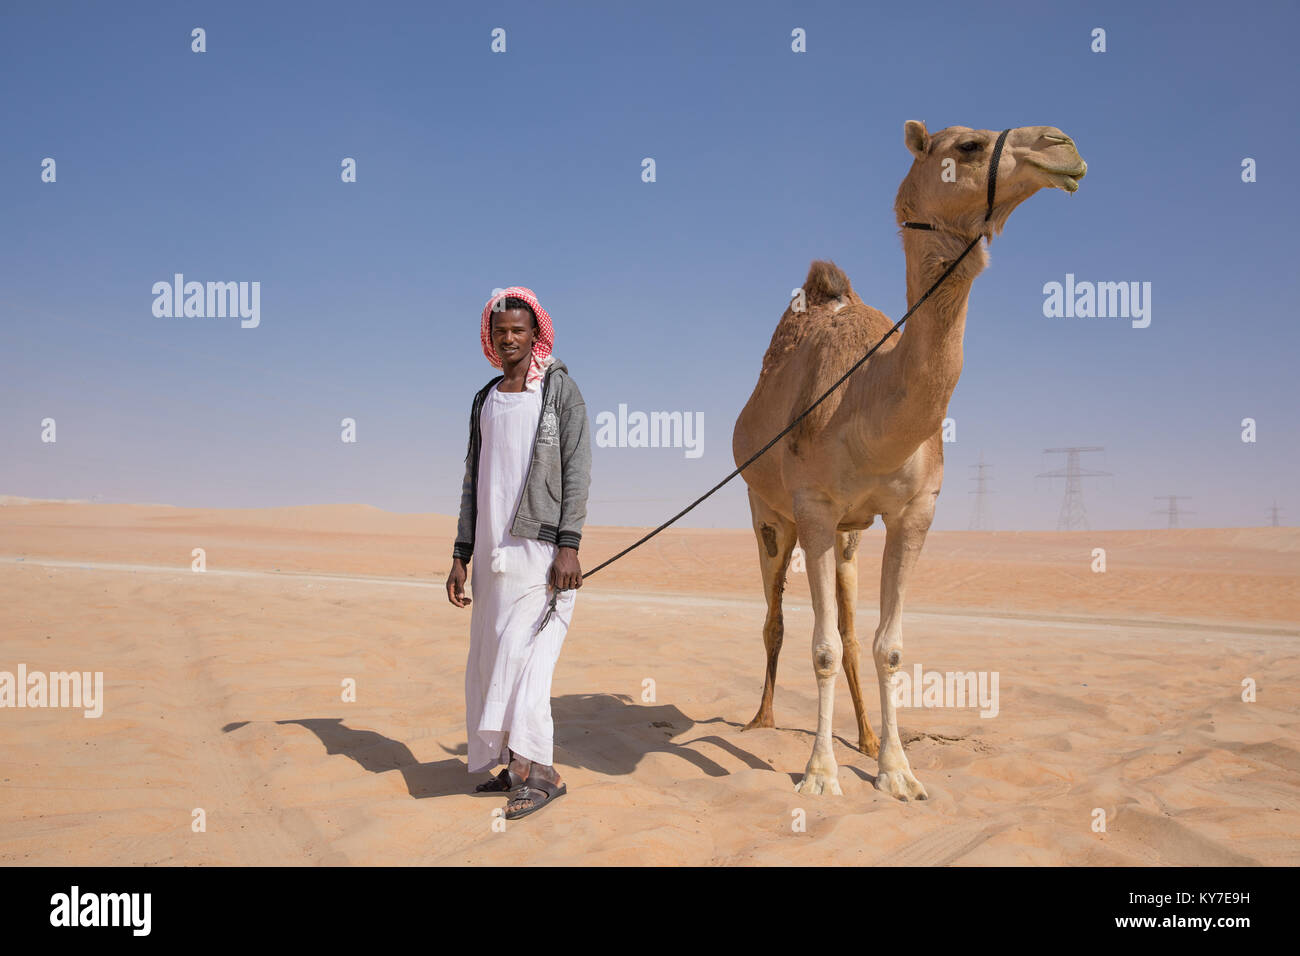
[794,770,843,796]
[742,715,774,732]
[874,768,928,802]
[859,735,881,759]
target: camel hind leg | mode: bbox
[837,529,880,758]
[741,486,796,733]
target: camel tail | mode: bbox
[801,260,852,307]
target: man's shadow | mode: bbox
[223,692,799,799]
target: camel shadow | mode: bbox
[223,693,803,799]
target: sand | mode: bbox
[0,499,1296,865]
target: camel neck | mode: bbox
[848,231,986,466]
[898,229,985,404]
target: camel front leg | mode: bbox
[792,496,843,795]
[873,501,932,801]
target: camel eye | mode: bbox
[957,141,982,154]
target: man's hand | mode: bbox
[548,546,582,591]
[447,557,472,608]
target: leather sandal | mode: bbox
[474,767,526,793]
[504,774,567,819]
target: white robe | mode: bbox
[464,381,576,773]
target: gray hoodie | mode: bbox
[452,358,592,563]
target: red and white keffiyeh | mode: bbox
[480,286,555,392]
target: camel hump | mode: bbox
[802,260,852,306]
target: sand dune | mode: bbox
[0,501,1296,865]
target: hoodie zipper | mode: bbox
[512,368,552,532]
[469,374,503,552]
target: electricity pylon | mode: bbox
[1152,495,1193,529]
[969,451,993,530]
[1037,446,1111,531]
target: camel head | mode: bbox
[895,121,1087,241]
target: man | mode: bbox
[446,286,591,820]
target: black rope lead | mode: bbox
[536,130,1012,635]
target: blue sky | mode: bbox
[2,0,1296,532]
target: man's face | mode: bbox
[491,307,537,364]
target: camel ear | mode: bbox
[904,120,930,160]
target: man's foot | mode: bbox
[505,763,565,818]
[507,749,532,783]
[474,767,525,792]
[475,748,535,793]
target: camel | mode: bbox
[732,121,1086,800]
